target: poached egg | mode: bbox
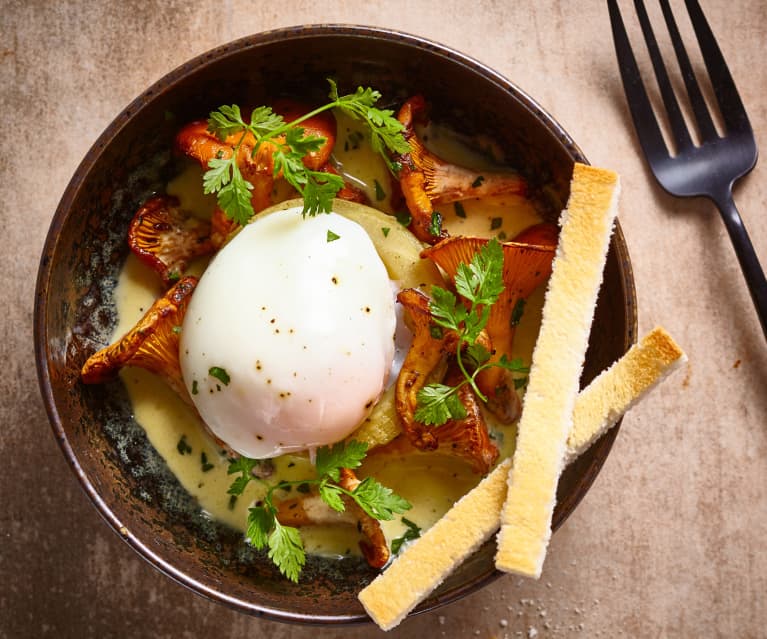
[179,206,396,458]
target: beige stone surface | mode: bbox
[2,1,765,637]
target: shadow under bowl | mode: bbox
[34,25,636,625]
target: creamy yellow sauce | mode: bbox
[114,118,546,559]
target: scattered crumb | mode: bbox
[527,628,538,638]
[438,615,445,625]
[682,362,692,388]
[499,619,509,628]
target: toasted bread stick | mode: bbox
[495,164,620,577]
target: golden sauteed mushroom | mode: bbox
[421,223,557,423]
[81,276,197,404]
[274,467,390,568]
[394,288,498,474]
[128,195,214,285]
[394,95,528,244]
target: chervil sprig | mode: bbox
[327,79,410,171]
[414,239,530,426]
[203,79,408,224]
[227,440,411,582]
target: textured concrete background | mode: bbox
[2,1,766,637]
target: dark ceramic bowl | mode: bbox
[34,25,636,625]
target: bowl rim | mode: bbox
[34,23,637,626]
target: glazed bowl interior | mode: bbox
[35,25,636,624]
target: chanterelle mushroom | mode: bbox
[421,224,557,423]
[394,95,528,244]
[274,467,390,568]
[394,288,498,474]
[128,195,214,285]
[81,276,197,403]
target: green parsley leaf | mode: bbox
[351,476,412,521]
[327,229,341,242]
[453,238,504,307]
[428,286,466,334]
[207,104,247,140]
[454,201,467,218]
[248,105,285,136]
[208,366,231,386]
[227,456,261,496]
[202,155,234,194]
[315,440,368,482]
[246,506,273,550]
[465,342,492,369]
[318,482,346,512]
[471,175,485,188]
[216,164,254,226]
[414,384,467,425]
[301,171,344,218]
[496,354,530,373]
[490,217,503,230]
[381,227,390,237]
[267,522,306,583]
[391,517,421,555]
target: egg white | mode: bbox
[179,207,397,458]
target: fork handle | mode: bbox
[713,191,767,341]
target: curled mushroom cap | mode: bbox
[395,95,528,244]
[421,227,557,422]
[274,467,390,569]
[395,288,498,474]
[433,364,499,474]
[81,276,197,404]
[175,119,280,216]
[395,288,457,451]
[128,195,214,284]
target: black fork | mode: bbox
[608,0,767,341]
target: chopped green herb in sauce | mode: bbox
[177,435,192,455]
[395,210,412,227]
[374,179,386,201]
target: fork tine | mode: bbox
[658,0,718,141]
[684,0,753,135]
[633,0,693,151]
[607,0,669,161]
